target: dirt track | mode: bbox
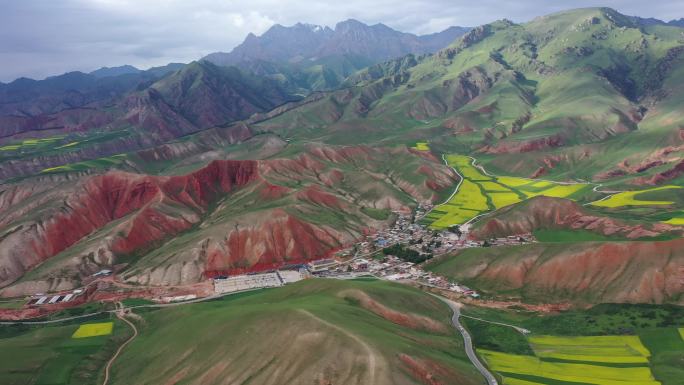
[299,309,387,384]
[102,304,138,385]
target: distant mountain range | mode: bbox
[204,20,470,66]
[202,20,470,91]
[0,63,184,116]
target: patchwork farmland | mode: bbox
[480,334,662,385]
[423,154,591,229]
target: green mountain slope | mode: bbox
[251,8,684,186]
[0,279,483,385]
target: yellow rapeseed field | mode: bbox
[479,349,660,385]
[426,154,591,229]
[430,180,489,228]
[412,142,429,151]
[662,216,684,225]
[529,335,651,363]
[490,192,522,209]
[504,378,546,385]
[72,322,114,338]
[524,184,587,198]
[591,186,682,208]
[479,181,512,192]
[495,176,533,187]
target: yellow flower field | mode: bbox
[429,179,489,229]
[504,379,545,385]
[479,181,512,192]
[412,142,429,151]
[496,176,533,187]
[662,216,684,225]
[529,335,651,363]
[524,183,587,198]
[425,154,591,228]
[72,322,114,339]
[591,186,682,208]
[479,349,660,385]
[490,192,522,209]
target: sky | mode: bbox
[1,0,683,82]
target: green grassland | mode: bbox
[0,280,484,385]
[0,316,130,385]
[106,279,481,385]
[424,154,591,229]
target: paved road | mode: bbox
[433,295,498,385]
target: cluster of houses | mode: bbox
[347,255,481,298]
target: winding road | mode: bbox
[432,295,498,385]
[102,303,138,385]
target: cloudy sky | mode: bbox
[1,0,683,82]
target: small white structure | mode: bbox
[35,296,48,305]
[48,295,61,304]
[161,294,197,303]
[61,294,74,302]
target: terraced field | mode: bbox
[423,154,591,229]
[480,334,661,385]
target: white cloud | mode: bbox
[1,0,683,81]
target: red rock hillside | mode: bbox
[470,196,682,240]
[441,240,684,304]
[0,145,456,294]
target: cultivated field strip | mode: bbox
[425,154,590,229]
[479,334,661,385]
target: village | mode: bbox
[22,204,535,310]
[211,204,534,299]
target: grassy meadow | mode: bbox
[0,316,129,385]
[0,279,483,385]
